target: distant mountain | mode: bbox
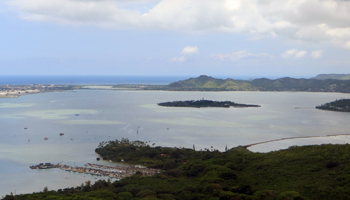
[166,75,350,93]
[168,75,254,91]
[313,74,350,80]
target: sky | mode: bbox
[0,0,350,78]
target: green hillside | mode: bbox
[316,99,350,112]
[166,75,350,93]
[168,75,255,91]
[8,141,350,200]
[313,74,350,80]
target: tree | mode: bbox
[117,192,133,200]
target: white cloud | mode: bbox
[344,40,350,49]
[282,49,307,58]
[181,46,198,55]
[172,46,198,62]
[311,50,323,59]
[7,0,350,48]
[294,50,307,58]
[211,50,271,61]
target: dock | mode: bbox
[29,162,160,179]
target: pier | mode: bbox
[30,163,161,179]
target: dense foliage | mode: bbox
[165,75,350,93]
[316,99,350,112]
[7,140,350,200]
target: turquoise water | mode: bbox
[1,90,350,197]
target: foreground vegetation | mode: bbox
[316,99,350,112]
[6,139,350,200]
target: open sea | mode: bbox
[1,76,350,197]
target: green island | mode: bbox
[316,99,350,112]
[6,138,350,200]
[157,100,260,108]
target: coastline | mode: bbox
[248,134,350,153]
[0,85,79,98]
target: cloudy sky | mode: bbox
[1,0,349,78]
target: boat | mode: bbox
[59,133,64,136]
[44,137,49,140]
[24,127,28,130]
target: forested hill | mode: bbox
[316,99,350,112]
[313,73,350,80]
[167,75,254,91]
[167,75,350,93]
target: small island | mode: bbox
[316,99,350,112]
[157,99,260,108]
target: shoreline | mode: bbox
[247,134,350,152]
[0,84,77,98]
[30,162,160,179]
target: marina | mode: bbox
[29,163,161,179]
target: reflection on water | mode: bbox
[60,120,125,125]
[147,117,252,127]
[1,90,350,196]
[0,103,36,108]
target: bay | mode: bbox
[1,89,350,197]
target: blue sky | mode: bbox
[0,0,349,78]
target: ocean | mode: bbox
[0,75,268,85]
[0,75,193,85]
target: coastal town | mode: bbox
[30,162,161,179]
[0,84,75,98]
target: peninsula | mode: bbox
[316,99,350,112]
[0,84,76,98]
[157,99,260,108]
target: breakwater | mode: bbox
[30,163,160,179]
[245,134,350,148]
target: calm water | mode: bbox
[1,90,350,197]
